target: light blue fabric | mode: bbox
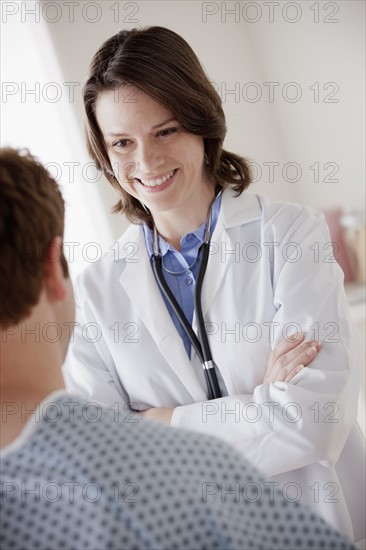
[0,393,354,550]
[143,193,223,358]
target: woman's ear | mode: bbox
[43,236,67,302]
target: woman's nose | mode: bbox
[134,142,165,175]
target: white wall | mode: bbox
[1,6,115,278]
[2,0,365,266]
[245,1,365,211]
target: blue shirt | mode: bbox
[143,193,223,358]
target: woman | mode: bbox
[63,27,364,544]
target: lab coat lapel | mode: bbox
[119,226,206,401]
[191,189,262,371]
[200,219,234,317]
[200,189,262,317]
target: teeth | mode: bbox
[139,169,175,187]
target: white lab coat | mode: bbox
[63,188,365,544]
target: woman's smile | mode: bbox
[134,168,178,192]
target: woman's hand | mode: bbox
[139,407,174,424]
[139,335,320,420]
[263,333,321,384]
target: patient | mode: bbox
[0,148,354,550]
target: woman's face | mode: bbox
[95,84,214,217]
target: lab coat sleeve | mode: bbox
[62,279,130,410]
[171,207,362,477]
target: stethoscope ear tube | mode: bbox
[152,252,218,400]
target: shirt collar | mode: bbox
[143,192,223,258]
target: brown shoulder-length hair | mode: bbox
[83,26,252,224]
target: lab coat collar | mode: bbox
[220,187,262,229]
[114,187,262,263]
[115,187,262,320]
[115,186,262,320]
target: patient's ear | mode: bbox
[43,236,67,302]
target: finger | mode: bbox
[265,335,320,383]
[299,342,321,366]
[267,353,297,383]
[286,331,304,342]
[139,408,151,418]
[269,332,305,368]
[269,339,311,381]
[284,363,305,383]
[278,341,321,381]
[278,339,321,369]
[278,344,318,380]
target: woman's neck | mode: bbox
[152,184,217,251]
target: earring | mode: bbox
[204,153,209,165]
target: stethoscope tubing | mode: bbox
[151,242,222,400]
[193,242,222,399]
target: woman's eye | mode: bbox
[113,139,130,148]
[111,127,180,148]
[158,127,179,137]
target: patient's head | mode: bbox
[0,148,73,354]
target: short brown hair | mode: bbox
[0,148,69,326]
[83,26,252,224]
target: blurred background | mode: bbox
[1,1,365,427]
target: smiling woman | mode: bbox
[95,85,216,248]
[82,27,251,227]
[63,26,365,546]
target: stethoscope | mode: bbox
[151,192,223,400]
